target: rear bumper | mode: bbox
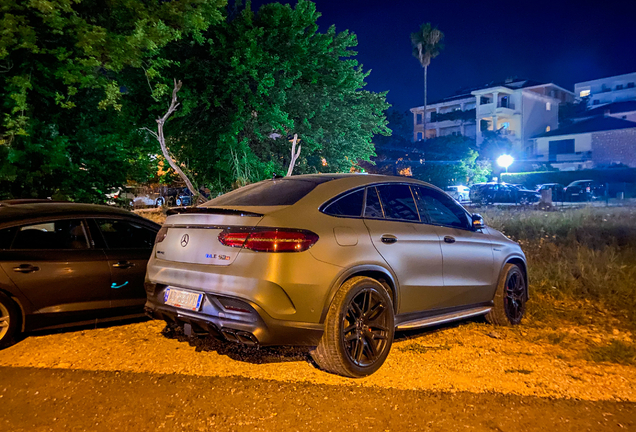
[144,285,323,347]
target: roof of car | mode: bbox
[0,200,157,226]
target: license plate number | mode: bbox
[164,288,203,311]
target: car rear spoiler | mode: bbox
[166,207,264,217]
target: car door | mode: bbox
[90,218,157,316]
[362,184,444,314]
[413,186,495,308]
[0,218,112,329]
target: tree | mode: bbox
[411,23,444,141]
[412,135,490,187]
[0,0,225,200]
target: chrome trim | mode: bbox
[396,306,492,330]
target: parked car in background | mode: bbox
[0,200,160,348]
[445,185,470,202]
[145,174,528,377]
[175,188,211,206]
[536,183,566,202]
[470,183,540,205]
[107,186,166,208]
[564,180,604,202]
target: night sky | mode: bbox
[251,0,636,111]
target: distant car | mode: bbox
[107,186,166,208]
[145,174,528,377]
[445,185,470,202]
[536,183,566,202]
[564,180,604,202]
[175,188,211,207]
[470,183,540,205]
[0,200,160,348]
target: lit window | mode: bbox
[579,90,590,97]
[546,126,551,132]
[546,102,551,111]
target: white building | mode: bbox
[411,79,574,154]
[574,72,636,108]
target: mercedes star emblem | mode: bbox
[180,234,190,247]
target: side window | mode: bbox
[323,189,364,217]
[376,184,419,222]
[96,219,156,249]
[415,187,470,229]
[0,227,17,249]
[12,220,89,250]
[364,187,384,218]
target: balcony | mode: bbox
[497,100,515,109]
[430,108,476,123]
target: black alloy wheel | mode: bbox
[342,288,391,368]
[503,269,526,324]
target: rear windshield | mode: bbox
[204,177,334,206]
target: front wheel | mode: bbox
[310,276,394,378]
[176,198,182,206]
[155,197,165,207]
[486,263,527,326]
[0,291,20,349]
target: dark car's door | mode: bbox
[414,187,494,308]
[0,218,112,329]
[90,218,157,316]
[362,184,444,314]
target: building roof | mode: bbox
[533,116,636,139]
[573,100,636,119]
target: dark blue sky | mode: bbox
[252,0,636,111]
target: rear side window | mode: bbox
[415,187,470,229]
[205,178,334,206]
[0,227,17,249]
[376,184,419,222]
[95,219,155,249]
[323,189,364,217]
[12,220,89,250]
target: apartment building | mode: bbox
[574,72,636,108]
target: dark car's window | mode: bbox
[12,219,89,250]
[364,187,384,218]
[0,227,17,249]
[376,184,419,222]
[204,177,335,206]
[323,189,364,217]
[96,219,155,249]
[415,187,470,229]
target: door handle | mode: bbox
[381,235,398,244]
[112,261,135,269]
[444,236,456,244]
[13,264,40,273]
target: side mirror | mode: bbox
[471,213,485,230]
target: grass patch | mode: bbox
[504,369,533,375]
[398,343,452,354]
[587,340,636,366]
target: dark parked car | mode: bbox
[564,180,604,202]
[470,183,540,205]
[536,183,566,202]
[145,174,528,377]
[0,200,160,348]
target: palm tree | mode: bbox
[411,23,444,141]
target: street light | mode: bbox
[497,154,514,173]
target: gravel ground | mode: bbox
[0,318,634,402]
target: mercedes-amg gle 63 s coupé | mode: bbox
[144,174,528,377]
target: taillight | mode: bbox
[155,226,168,244]
[218,228,319,252]
[586,186,591,192]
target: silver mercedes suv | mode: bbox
[144,174,528,377]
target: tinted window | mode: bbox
[415,187,470,229]
[323,189,364,217]
[0,227,17,249]
[205,178,334,206]
[12,220,89,250]
[376,185,419,222]
[96,219,155,249]
[364,187,384,218]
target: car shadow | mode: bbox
[25,316,150,339]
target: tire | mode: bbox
[310,276,394,378]
[176,198,182,206]
[156,197,165,207]
[0,291,20,349]
[519,196,529,205]
[486,263,527,326]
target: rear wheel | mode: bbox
[176,197,182,206]
[155,197,165,207]
[311,276,394,377]
[0,291,20,349]
[486,263,527,326]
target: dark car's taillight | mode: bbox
[218,228,319,252]
[155,226,168,244]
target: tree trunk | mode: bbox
[286,134,301,176]
[423,65,427,141]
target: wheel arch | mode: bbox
[0,287,26,333]
[320,265,399,323]
[505,257,529,301]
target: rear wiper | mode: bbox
[166,207,263,217]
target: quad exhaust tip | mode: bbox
[221,328,258,346]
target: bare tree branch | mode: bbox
[286,134,301,176]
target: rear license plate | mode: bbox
[164,288,203,311]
